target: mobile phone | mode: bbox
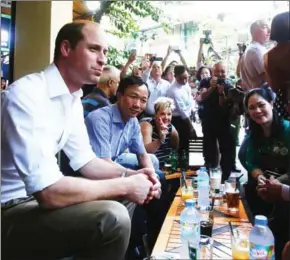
[150,56,163,62]
[131,49,137,56]
[264,170,280,179]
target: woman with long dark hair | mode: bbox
[243,87,290,259]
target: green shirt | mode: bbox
[245,120,290,174]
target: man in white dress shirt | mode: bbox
[167,65,196,156]
[144,61,170,117]
[1,20,160,260]
[240,20,270,91]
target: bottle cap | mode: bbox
[185,199,195,207]
[255,215,268,226]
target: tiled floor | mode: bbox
[189,122,248,184]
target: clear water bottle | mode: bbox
[197,167,210,209]
[249,215,275,260]
[180,199,201,259]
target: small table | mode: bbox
[152,188,252,259]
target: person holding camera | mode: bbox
[161,45,188,72]
[198,61,234,182]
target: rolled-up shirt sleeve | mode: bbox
[85,109,112,159]
[281,184,290,201]
[62,100,96,171]
[2,88,63,196]
[129,121,147,155]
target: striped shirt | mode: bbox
[141,117,173,166]
[82,88,111,118]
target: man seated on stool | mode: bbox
[85,75,164,181]
[85,75,167,250]
[1,21,160,260]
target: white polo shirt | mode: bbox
[145,77,170,116]
[167,80,194,119]
[1,64,96,203]
[240,41,267,91]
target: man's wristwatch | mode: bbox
[120,169,128,178]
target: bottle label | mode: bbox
[250,243,275,259]
[188,246,199,260]
[181,222,200,237]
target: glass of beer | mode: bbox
[231,230,249,260]
[180,176,194,202]
[163,163,172,175]
[199,206,214,237]
[225,180,240,212]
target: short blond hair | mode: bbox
[154,97,175,114]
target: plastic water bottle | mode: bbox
[249,215,275,260]
[180,199,201,259]
[197,167,210,209]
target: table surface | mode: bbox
[152,188,252,259]
[165,170,196,180]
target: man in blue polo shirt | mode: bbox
[85,76,162,177]
[85,76,167,251]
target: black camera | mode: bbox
[217,78,225,85]
[203,30,212,44]
[237,43,247,56]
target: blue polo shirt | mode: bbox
[85,104,146,160]
[82,88,111,118]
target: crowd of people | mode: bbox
[1,10,290,260]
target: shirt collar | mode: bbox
[112,104,124,123]
[44,63,83,99]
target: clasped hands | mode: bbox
[137,168,162,203]
[257,175,282,202]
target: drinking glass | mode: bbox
[188,235,213,259]
[225,180,240,212]
[180,176,194,201]
[199,206,214,237]
[209,168,222,197]
[231,230,250,260]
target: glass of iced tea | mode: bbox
[199,206,214,237]
[231,230,250,260]
[225,180,240,212]
[180,176,194,201]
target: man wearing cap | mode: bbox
[240,20,270,91]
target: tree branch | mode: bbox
[94,1,113,23]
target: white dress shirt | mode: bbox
[1,64,96,203]
[145,77,170,115]
[167,80,194,119]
